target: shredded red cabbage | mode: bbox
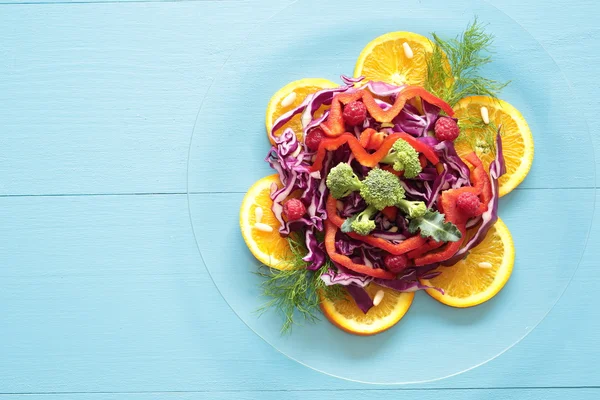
[345,284,374,313]
[265,77,506,313]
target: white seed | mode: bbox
[480,106,490,124]
[309,170,321,179]
[402,42,414,59]
[281,91,297,107]
[478,261,493,269]
[373,290,385,306]
[336,200,344,211]
[254,222,273,233]
[387,226,399,233]
[254,206,263,224]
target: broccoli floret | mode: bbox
[350,205,378,236]
[397,199,427,219]
[380,139,423,178]
[359,168,405,210]
[326,163,363,199]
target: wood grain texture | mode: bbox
[0,1,291,195]
[2,389,599,399]
[0,192,598,393]
[0,0,597,196]
[0,0,598,396]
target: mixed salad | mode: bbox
[241,20,532,334]
[266,76,505,314]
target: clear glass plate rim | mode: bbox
[185,0,597,384]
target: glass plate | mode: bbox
[187,0,595,384]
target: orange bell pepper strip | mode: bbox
[326,195,427,255]
[358,128,382,150]
[359,128,386,150]
[325,221,396,279]
[321,87,454,137]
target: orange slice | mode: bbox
[354,31,435,87]
[420,218,515,308]
[320,283,414,335]
[454,96,534,197]
[239,174,292,270]
[265,78,338,144]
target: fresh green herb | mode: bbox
[457,116,500,155]
[256,235,345,334]
[408,210,462,242]
[425,18,509,107]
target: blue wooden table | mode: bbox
[1,0,598,398]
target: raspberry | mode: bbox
[283,198,306,221]
[456,192,482,217]
[434,117,460,141]
[342,101,367,126]
[305,127,325,151]
[384,254,409,274]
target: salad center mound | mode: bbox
[241,20,531,335]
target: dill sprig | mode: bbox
[256,234,345,334]
[425,18,509,107]
[457,115,500,155]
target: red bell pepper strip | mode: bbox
[325,221,396,279]
[462,152,492,214]
[400,86,455,117]
[414,223,466,265]
[311,132,438,172]
[381,206,397,221]
[413,186,478,265]
[394,132,439,164]
[419,154,428,169]
[326,195,346,227]
[382,165,404,177]
[361,87,454,123]
[321,87,454,137]
[407,240,444,259]
[321,91,363,137]
[312,132,403,172]
[326,195,426,255]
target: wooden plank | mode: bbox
[1,0,244,3]
[0,190,598,392]
[0,0,597,196]
[1,388,599,399]
[0,1,288,195]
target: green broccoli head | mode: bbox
[381,139,423,178]
[397,198,427,219]
[326,162,363,199]
[350,205,378,236]
[359,168,406,210]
